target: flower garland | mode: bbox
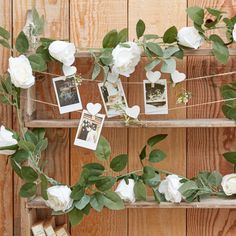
[0,7,235,226]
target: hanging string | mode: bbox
[35,70,236,85]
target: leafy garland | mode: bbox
[0,7,235,227]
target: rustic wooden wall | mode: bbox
[0,0,236,235]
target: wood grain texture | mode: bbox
[12,1,70,235]
[187,1,236,235]
[70,1,128,234]
[0,1,13,235]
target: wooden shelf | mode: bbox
[26,197,236,209]
[25,118,236,128]
[76,48,236,58]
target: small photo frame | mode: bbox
[53,76,82,114]
[143,80,168,115]
[98,79,128,118]
[74,110,105,150]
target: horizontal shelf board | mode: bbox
[25,118,236,128]
[76,49,236,58]
[27,197,236,209]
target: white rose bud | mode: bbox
[177,27,204,49]
[158,174,183,203]
[49,40,76,67]
[221,174,236,196]
[233,24,236,41]
[112,42,141,77]
[115,179,136,203]
[46,185,73,212]
[0,125,18,155]
[8,55,35,89]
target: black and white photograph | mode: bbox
[143,80,168,114]
[74,110,105,150]
[53,76,82,114]
[98,79,128,118]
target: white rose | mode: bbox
[177,27,204,49]
[233,24,236,41]
[158,174,183,203]
[0,125,18,155]
[115,179,136,203]
[46,185,73,212]
[112,42,141,77]
[8,55,35,89]
[221,174,236,196]
[49,40,76,67]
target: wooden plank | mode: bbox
[128,1,187,235]
[25,118,236,128]
[187,1,236,235]
[75,48,236,58]
[0,1,13,235]
[27,197,236,209]
[70,1,128,235]
[12,1,70,235]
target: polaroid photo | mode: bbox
[53,76,82,114]
[74,110,105,150]
[98,79,128,118]
[143,79,168,115]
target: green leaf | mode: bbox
[186,6,204,26]
[68,208,84,226]
[178,180,198,198]
[142,166,160,187]
[223,152,236,164]
[82,203,91,215]
[147,134,168,147]
[10,158,22,178]
[134,181,146,200]
[174,48,184,59]
[144,59,160,72]
[83,163,105,172]
[18,140,35,152]
[163,26,178,44]
[103,191,125,210]
[222,105,236,121]
[102,30,119,48]
[95,136,111,161]
[149,149,166,163]
[163,46,180,59]
[32,128,46,140]
[110,154,128,172]
[28,54,47,72]
[24,130,38,145]
[34,138,48,156]
[0,26,10,40]
[75,195,90,210]
[153,188,165,203]
[15,31,29,53]
[40,174,48,200]
[139,145,147,161]
[143,34,160,40]
[118,28,128,43]
[95,176,116,191]
[19,182,36,198]
[0,144,18,151]
[92,64,101,80]
[32,8,45,35]
[90,192,104,212]
[207,8,224,17]
[0,39,10,48]
[100,49,113,65]
[21,166,38,182]
[208,171,222,188]
[71,185,85,201]
[161,58,176,73]
[136,19,146,39]
[146,42,163,57]
[212,41,229,64]
[145,173,160,187]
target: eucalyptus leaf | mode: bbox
[92,64,101,80]
[75,195,90,210]
[110,154,128,172]
[144,59,160,72]
[163,46,180,59]
[146,42,163,57]
[161,58,176,73]
[71,185,85,201]
[136,19,145,39]
[90,192,104,212]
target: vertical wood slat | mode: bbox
[0,0,13,236]
[12,1,70,235]
[187,1,236,235]
[128,1,187,235]
[70,1,128,235]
